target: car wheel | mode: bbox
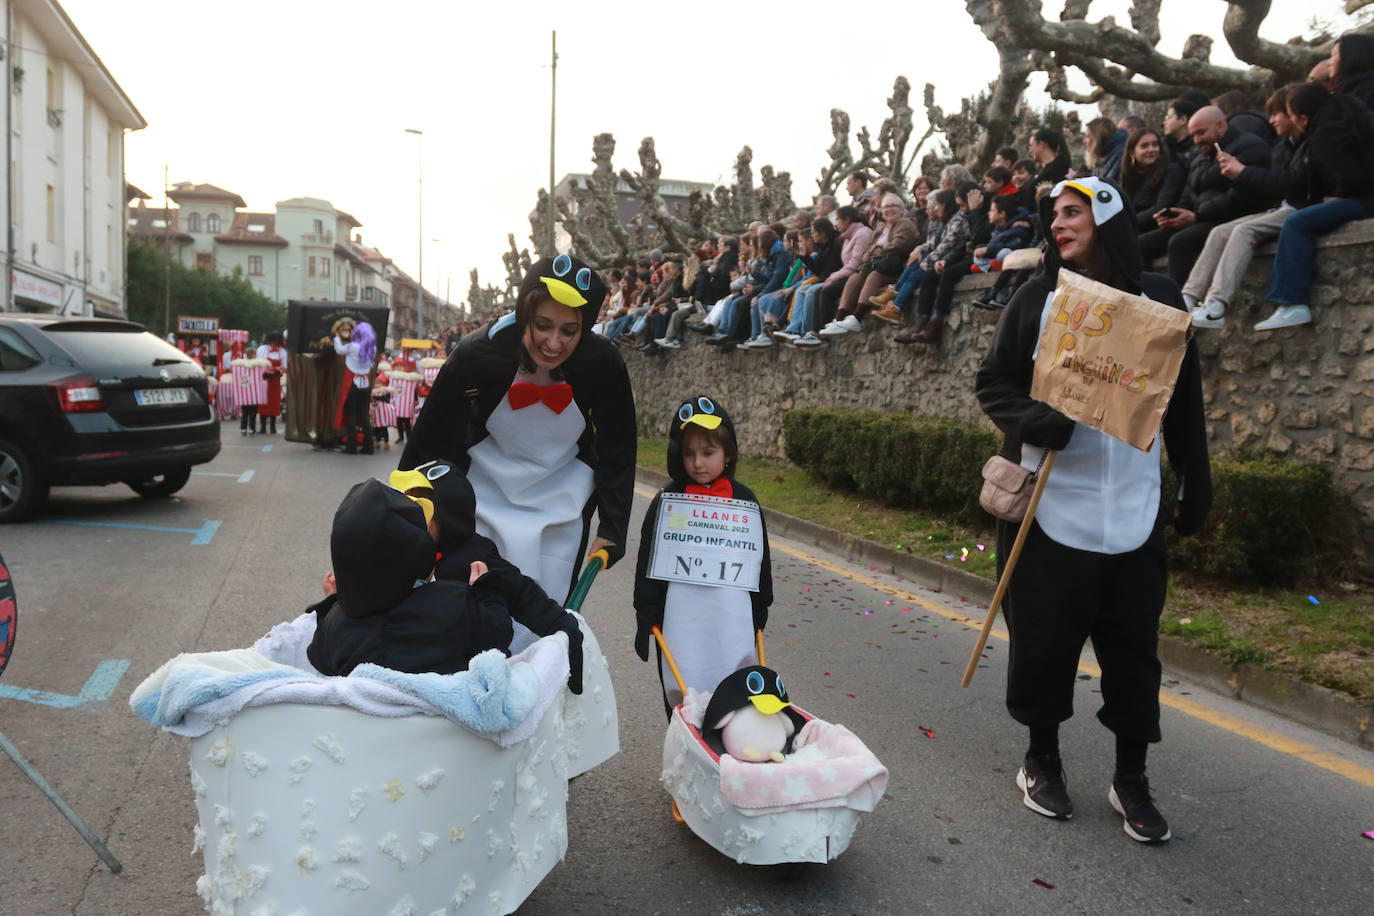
[0,436,48,523]
[125,466,192,498]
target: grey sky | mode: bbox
[60,0,1346,306]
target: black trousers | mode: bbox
[396,416,410,442]
[999,517,1167,743]
[342,386,372,453]
[239,404,257,430]
[1138,221,1216,285]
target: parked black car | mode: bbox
[0,315,221,522]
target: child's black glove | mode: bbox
[557,615,584,695]
[634,622,650,663]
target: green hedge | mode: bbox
[1165,451,1344,585]
[783,408,998,522]
[786,408,1349,585]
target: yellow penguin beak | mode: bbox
[539,276,587,308]
[682,413,723,431]
[749,694,790,715]
[409,496,435,526]
[389,469,431,494]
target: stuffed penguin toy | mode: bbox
[702,666,807,763]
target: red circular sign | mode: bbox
[0,552,15,678]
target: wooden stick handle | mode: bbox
[756,629,766,667]
[961,450,1057,688]
[652,626,688,697]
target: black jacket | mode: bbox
[305,480,514,677]
[1127,160,1187,231]
[975,180,1212,538]
[1227,109,1276,145]
[632,479,773,660]
[1340,69,1374,114]
[802,237,843,281]
[1181,126,1274,223]
[1165,133,1194,171]
[1301,92,1374,209]
[709,248,739,302]
[399,317,637,569]
[1233,135,1311,208]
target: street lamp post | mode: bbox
[431,237,442,329]
[405,128,424,339]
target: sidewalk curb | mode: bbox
[636,467,1374,751]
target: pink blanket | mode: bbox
[718,719,888,815]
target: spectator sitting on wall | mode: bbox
[819,193,918,337]
[992,146,1020,171]
[1162,97,1202,169]
[1086,117,1129,182]
[1333,32,1374,110]
[1212,89,1276,144]
[896,182,985,345]
[817,194,839,224]
[940,163,975,190]
[847,170,875,218]
[775,217,844,347]
[633,258,688,354]
[812,205,873,334]
[1029,127,1071,204]
[1121,128,1186,232]
[1184,84,1309,330]
[1138,105,1273,285]
[983,166,1017,201]
[1012,158,1039,212]
[1250,81,1374,331]
[909,174,936,242]
[974,196,1034,271]
[791,209,814,231]
[888,189,952,320]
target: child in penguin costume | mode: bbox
[702,665,806,762]
[399,254,637,607]
[389,460,584,692]
[305,478,514,678]
[633,396,773,715]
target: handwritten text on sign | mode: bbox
[1031,270,1190,452]
[649,494,763,591]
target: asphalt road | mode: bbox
[1,424,1372,915]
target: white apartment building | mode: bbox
[3,0,145,317]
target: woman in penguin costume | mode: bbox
[702,666,806,762]
[975,176,1211,844]
[399,254,636,607]
[632,396,773,715]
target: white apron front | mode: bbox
[660,582,757,706]
[466,377,595,616]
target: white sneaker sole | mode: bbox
[1191,315,1225,329]
[1017,766,1071,820]
[1108,785,1172,843]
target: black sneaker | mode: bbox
[1110,773,1171,843]
[1017,754,1073,820]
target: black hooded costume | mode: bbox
[633,396,773,715]
[391,459,584,693]
[974,176,1211,748]
[305,479,514,678]
[398,254,636,605]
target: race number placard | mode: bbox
[648,494,764,591]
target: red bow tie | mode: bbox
[508,381,574,414]
[685,478,732,499]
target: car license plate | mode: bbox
[134,387,190,406]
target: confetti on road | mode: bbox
[1033,879,1055,890]
[1363,829,1374,841]
[1308,595,1320,605]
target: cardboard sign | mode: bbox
[1031,270,1191,452]
[648,494,763,591]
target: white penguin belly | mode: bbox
[721,706,791,762]
[466,391,594,621]
[660,582,756,697]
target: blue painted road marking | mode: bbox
[238,469,255,483]
[0,659,130,709]
[221,443,272,452]
[52,519,222,545]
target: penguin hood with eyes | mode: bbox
[1038,175,1143,295]
[389,459,476,548]
[518,254,608,334]
[331,479,438,619]
[703,666,807,758]
[666,394,736,483]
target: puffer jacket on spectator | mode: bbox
[1299,90,1374,209]
[1227,109,1276,145]
[1341,68,1374,113]
[1180,126,1273,223]
[921,210,970,270]
[1129,159,1188,231]
[1233,134,1312,209]
[830,221,874,282]
[987,209,1035,253]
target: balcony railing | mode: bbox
[300,231,333,245]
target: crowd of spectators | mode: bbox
[586,33,1374,352]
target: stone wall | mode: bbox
[623,220,1374,536]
